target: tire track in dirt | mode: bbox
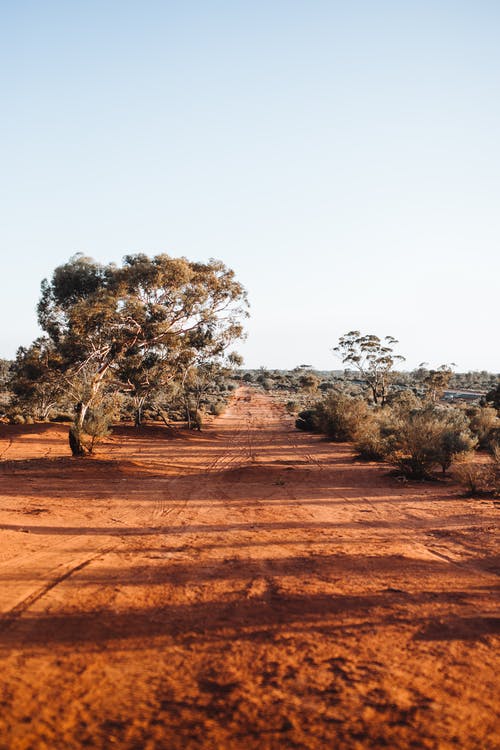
[0,386,498,750]
[0,546,115,632]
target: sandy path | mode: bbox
[0,387,498,749]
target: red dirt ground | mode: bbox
[0,387,498,749]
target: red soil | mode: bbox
[0,387,498,749]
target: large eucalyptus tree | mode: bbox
[37,253,248,455]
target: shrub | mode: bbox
[354,411,394,460]
[315,391,369,442]
[51,413,74,423]
[80,394,123,453]
[8,413,25,424]
[83,407,113,453]
[386,389,422,416]
[295,409,317,432]
[187,409,203,430]
[454,447,500,497]
[387,405,476,479]
[463,405,500,451]
[210,402,225,416]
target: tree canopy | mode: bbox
[36,253,248,454]
[333,331,405,405]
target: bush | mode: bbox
[8,413,25,424]
[187,409,203,430]
[387,405,476,479]
[315,391,369,442]
[295,409,317,432]
[454,447,500,497]
[354,412,394,460]
[463,405,500,451]
[210,402,225,416]
[386,389,422,416]
[83,407,113,453]
[51,413,74,423]
[80,394,123,453]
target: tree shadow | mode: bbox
[414,616,500,641]
[1,579,497,651]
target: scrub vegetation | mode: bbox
[239,336,499,493]
[0,261,498,496]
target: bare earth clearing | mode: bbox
[0,387,498,749]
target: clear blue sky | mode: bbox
[1,1,499,371]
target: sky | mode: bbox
[1,0,499,372]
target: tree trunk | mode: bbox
[69,426,86,457]
[134,396,146,427]
[68,401,89,457]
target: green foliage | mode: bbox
[34,253,248,454]
[485,381,500,411]
[462,405,500,451]
[333,331,405,405]
[387,405,476,478]
[82,406,113,453]
[314,391,370,442]
[422,364,454,403]
[385,389,422,416]
[354,410,395,461]
[9,338,64,420]
[299,373,320,393]
[0,359,12,416]
[454,447,500,497]
[209,401,225,416]
[9,413,26,424]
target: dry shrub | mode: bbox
[455,447,500,497]
[210,401,225,416]
[463,405,500,450]
[315,391,369,442]
[354,412,393,460]
[387,406,476,479]
[295,409,317,432]
[8,413,25,424]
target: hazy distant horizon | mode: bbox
[2,2,499,372]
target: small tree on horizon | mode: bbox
[422,364,456,403]
[333,331,405,406]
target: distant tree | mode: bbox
[486,381,500,411]
[333,331,405,406]
[0,358,13,416]
[117,345,189,427]
[36,253,248,455]
[299,373,320,393]
[9,337,65,420]
[422,364,455,403]
[176,352,242,429]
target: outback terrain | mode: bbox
[0,387,498,749]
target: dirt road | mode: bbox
[0,387,498,749]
